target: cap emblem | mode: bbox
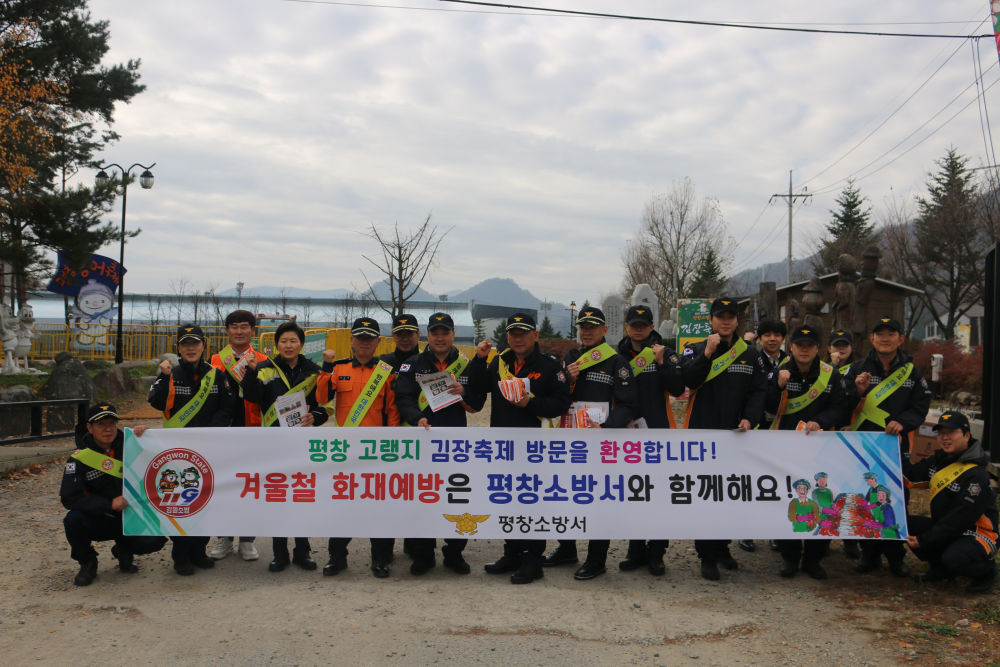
[514,317,522,321]
[802,329,810,334]
[881,318,889,323]
[636,309,644,314]
[435,316,444,321]
[362,321,370,326]
[185,328,193,332]
[721,300,730,305]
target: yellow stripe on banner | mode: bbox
[167,516,187,536]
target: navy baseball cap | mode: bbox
[87,402,118,423]
[506,313,536,332]
[933,411,971,433]
[391,314,419,333]
[625,305,654,326]
[351,318,381,337]
[710,298,739,316]
[829,329,853,345]
[872,317,901,333]
[428,312,455,331]
[789,325,821,346]
[577,307,606,326]
[177,323,206,343]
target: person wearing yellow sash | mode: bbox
[544,306,638,581]
[823,328,862,559]
[241,321,328,573]
[148,324,237,575]
[316,318,401,579]
[60,403,167,586]
[844,316,931,577]
[208,309,269,563]
[764,325,851,580]
[679,298,767,581]
[378,313,421,373]
[467,313,572,584]
[904,411,998,594]
[611,304,685,576]
[395,312,486,576]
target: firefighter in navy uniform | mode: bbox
[613,304,686,575]
[543,307,638,581]
[764,325,852,580]
[395,312,487,575]
[904,411,998,594]
[466,313,573,584]
[825,328,862,560]
[61,403,168,586]
[843,316,931,577]
[148,324,237,575]
[680,298,768,581]
[379,313,421,373]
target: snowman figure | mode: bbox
[70,279,117,351]
[14,304,39,372]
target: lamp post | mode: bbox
[570,300,577,328]
[236,281,244,309]
[95,162,155,364]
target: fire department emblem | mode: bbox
[144,448,214,518]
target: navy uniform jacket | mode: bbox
[240,354,329,428]
[615,332,685,429]
[764,357,852,431]
[843,349,932,438]
[60,425,124,517]
[466,344,572,428]
[148,359,237,427]
[395,346,487,427]
[680,338,767,430]
[564,339,638,429]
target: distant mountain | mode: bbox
[726,254,819,294]
[218,283,439,301]
[456,278,542,309]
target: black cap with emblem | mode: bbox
[176,323,206,343]
[625,305,654,326]
[789,325,821,346]
[506,313,536,332]
[391,314,419,333]
[829,329,853,345]
[932,410,971,433]
[872,316,902,333]
[428,312,455,331]
[351,318,381,337]
[577,307,606,326]
[710,298,739,316]
[87,402,118,422]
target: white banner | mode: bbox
[122,427,908,541]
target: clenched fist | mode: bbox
[158,359,172,375]
[777,369,791,388]
[476,339,492,359]
[322,349,336,363]
[705,333,722,356]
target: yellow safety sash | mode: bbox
[71,448,122,479]
[574,342,617,372]
[770,362,833,430]
[705,338,748,383]
[163,369,217,429]
[218,345,253,384]
[417,351,469,411]
[340,360,393,427]
[628,347,655,374]
[928,461,977,501]
[261,362,319,427]
[498,352,554,428]
[839,365,851,375]
[851,363,913,430]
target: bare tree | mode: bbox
[169,278,192,325]
[301,296,313,327]
[619,178,736,309]
[359,214,451,317]
[877,193,926,338]
[244,291,264,320]
[277,286,292,317]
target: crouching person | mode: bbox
[61,403,167,586]
[905,411,999,594]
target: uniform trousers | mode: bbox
[171,536,211,563]
[63,511,167,562]
[695,539,732,562]
[272,537,311,558]
[907,515,995,579]
[408,538,467,561]
[328,537,395,561]
[777,539,827,564]
[503,539,545,566]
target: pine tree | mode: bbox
[473,317,486,343]
[686,247,726,297]
[538,315,561,339]
[491,320,509,352]
[815,179,875,274]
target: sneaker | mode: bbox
[238,542,259,561]
[210,537,234,560]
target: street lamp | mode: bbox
[96,162,155,364]
[570,300,577,328]
[236,281,244,309]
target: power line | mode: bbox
[439,1,994,38]
[734,201,773,246]
[730,210,789,273]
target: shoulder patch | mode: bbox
[557,371,567,383]
[683,348,694,356]
[619,368,629,379]
[400,364,411,373]
[920,377,928,388]
[767,372,773,380]
[64,462,76,474]
[670,355,679,363]
[968,482,981,496]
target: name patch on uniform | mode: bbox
[64,462,76,474]
[339,376,352,381]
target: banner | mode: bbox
[122,427,908,541]
[676,298,713,350]
[46,252,126,352]
[303,332,327,364]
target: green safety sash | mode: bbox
[498,352,554,428]
[851,363,913,430]
[218,345,252,384]
[71,448,122,478]
[162,369,217,428]
[574,343,618,372]
[770,362,833,430]
[417,351,469,411]
[928,461,977,501]
[261,362,319,427]
[628,347,655,374]
[340,360,393,427]
[839,365,851,375]
[704,338,748,383]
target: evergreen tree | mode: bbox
[686,246,726,297]
[491,320,509,352]
[473,317,486,343]
[538,315,561,339]
[815,178,875,274]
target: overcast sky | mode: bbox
[79,0,998,305]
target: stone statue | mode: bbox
[15,304,39,372]
[831,253,858,334]
[0,298,19,374]
[785,299,801,340]
[601,293,626,348]
[853,244,882,341]
[801,277,826,340]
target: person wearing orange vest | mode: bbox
[316,318,401,578]
[207,310,269,562]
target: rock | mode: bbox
[93,365,133,398]
[82,359,110,371]
[39,357,97,430]
[54,351,74,365]
[0,385,37,437]
[132,376,156,393]
[954,619,969,627]
[28,359,54,370]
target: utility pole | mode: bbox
[770,170,811,285]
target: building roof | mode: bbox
[774,273,924,296]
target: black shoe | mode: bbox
[618,553,648,571]
[717,548,739,571]
[966,564,999,594]
[843,540,861,559]
[510,562,544,584]
[769,540,781,552]
[192,555,215,569]
[292,552,317,571]
[111,545,138,574]
[543,547,578,566]
[854,556,881,574]
[802,561,827,580]
[269,555,290,572]
[323,557,347,576]
[484,555,521,574]
[647,555,666,576]
[737,539,755,553]
[888,559,911,578]
[173,561,195,576]
[410,558,435,575]
[442,551,471,575]
[73,558,98,586]
[573,562,607,581]
[913,568,951,584]
[700,560,721,581]
[779,559,798,578]
[371,558,390,578]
